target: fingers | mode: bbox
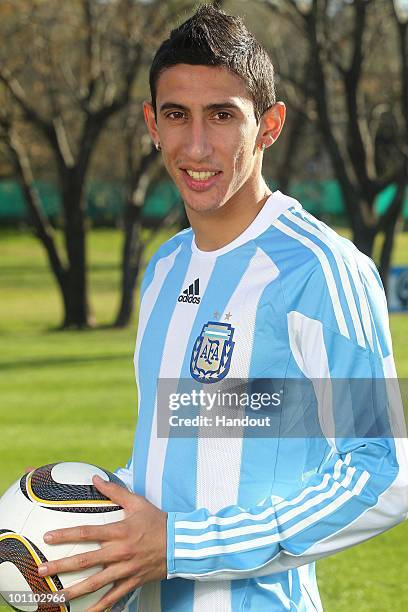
[58,561,136,606]
[44,520,125,545]
[92,475,133,509]
[38,545,121,578]
[86,576,140,612]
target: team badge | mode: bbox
[190,321,235,383]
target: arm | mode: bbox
[167,313,408,581]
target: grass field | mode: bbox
[0,227,407,611]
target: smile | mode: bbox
[185,169,220,180]
[180,168,222,192]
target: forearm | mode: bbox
[167,439,408,580]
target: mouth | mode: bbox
[180,168,222,192]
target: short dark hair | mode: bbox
[149,3,276,123]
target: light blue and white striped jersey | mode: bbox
[116,191,408,611]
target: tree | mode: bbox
[0,0,178,327]
[114,108,170,328]
[264,0,407,289]
[114,0,223,327]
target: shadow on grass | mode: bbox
[0,263,119,274]
[0,321,136,335]
[0,352,131,371]
[44,322,132,332]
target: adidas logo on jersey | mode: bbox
[178,278,201,304]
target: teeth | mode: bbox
[186,170,218,180]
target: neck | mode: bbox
[186,181,272,252]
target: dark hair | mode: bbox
[149,3,276,123]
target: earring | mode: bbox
[260,142,266,151]
[155,142,161,151]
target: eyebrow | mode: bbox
[159,102,241,113]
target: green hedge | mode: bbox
[0,179,406,225]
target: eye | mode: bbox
[166,111,185,120]
[214,111,232,121]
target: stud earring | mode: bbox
[155,142,161,151]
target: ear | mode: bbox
[143,100,160,147]
[257,102,286,150]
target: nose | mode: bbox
[183,116,214,161]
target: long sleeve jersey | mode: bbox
[115,190,408,612]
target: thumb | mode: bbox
[92,474,133,509]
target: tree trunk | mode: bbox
[378,217,398,295]
[276,106,307,193]
[378,184,405,292]
[114,201,144,328]
[352,224,375,258]
[8,133,67,292]
[114,196,183,328]
[61,176,93,329]
[114,144,161,328]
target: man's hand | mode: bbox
[36,475,168,612]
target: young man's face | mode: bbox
[144,64,281,214]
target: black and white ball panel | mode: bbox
[0,530,67,612]
[21,463,125,513]
[0,463,126,610]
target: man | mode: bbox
[38,4,408,611]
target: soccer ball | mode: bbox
[0,462,126,611]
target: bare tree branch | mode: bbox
[81,0,96,106]
[0,68,66,167]
[263,0,308,37]
[0,117,67,288]
[341,0,373,194]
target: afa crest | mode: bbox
[190,321,235,383]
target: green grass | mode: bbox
[0,227,407,611]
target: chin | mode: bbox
[183,196,224,214]
[180,187,228,214]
